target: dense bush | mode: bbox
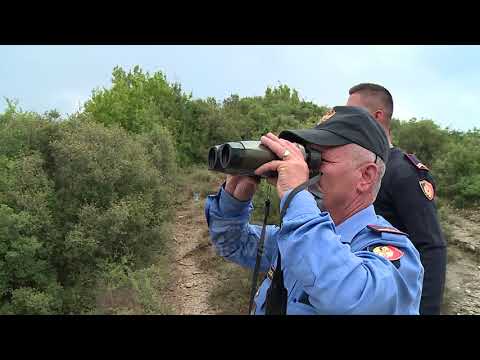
[391,117,480,207]
[391,118,450,168]
[0,108,177,314]
[433,133,480,207]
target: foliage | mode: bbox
[433,134,480,207]
[391,118,479,207]
[391,118,450,167]
[83,67,328,165]
[0,106,177,314]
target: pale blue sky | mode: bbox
[0,45,478,131]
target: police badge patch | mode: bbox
[316,109,336,125]
[419,180,435,200]
[372,245,404,261]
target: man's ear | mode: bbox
[372,109,384,121]
[374,109,389,125]
[372,110,390,137]
[357,163,378,193]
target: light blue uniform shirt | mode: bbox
[205,185,424,315]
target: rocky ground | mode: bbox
[441,208,480,315]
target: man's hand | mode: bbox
[254,133,309,199]
[225,175,261,202]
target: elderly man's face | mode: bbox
[317,145,361,211]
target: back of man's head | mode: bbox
[348,83,394,127]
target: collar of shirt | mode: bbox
[334,205,377,244]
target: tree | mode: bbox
[84,66,191,136]
[434,134,480,207]
[391,118,449,168]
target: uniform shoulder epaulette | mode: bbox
[404,153,430,171]
[367,224,408,237]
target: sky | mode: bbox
[0,45,479,131]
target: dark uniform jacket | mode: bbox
[374,146,447,315]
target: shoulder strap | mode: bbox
[404,153,430,171]
[367,224,408,237]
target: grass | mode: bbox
[94,253,175,315]
[176,165,225,198]
[200,255,252,315]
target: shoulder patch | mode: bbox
[404,153,430,171]
[419,179,435,200]
[372,245,404,261]
[367,224,408,236]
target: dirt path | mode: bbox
[442,209,480,315]
[443,244,480,314]
[447,209,480,255]
[164,196,222,315]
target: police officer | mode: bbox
[205,106,423,315]
[347,83,447,315]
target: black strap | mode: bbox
[264,174,322,315]
[264,251,287,314]
[248,198,270,314]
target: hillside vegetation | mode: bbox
[1,66,478,314]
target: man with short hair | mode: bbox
[205,106,423,315]
[347,83,394,141]
[347,83,447,315]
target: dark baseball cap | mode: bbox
[279,106,389,163]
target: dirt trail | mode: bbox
[447,209,480,255]
[164,195,222,315]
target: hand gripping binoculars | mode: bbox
[208,141,322,178]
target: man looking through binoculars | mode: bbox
[204,106,424,315]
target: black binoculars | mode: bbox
[208,141,322,178]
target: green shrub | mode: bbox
[391,118,449,168]
[95,257,172,315]
[0,112,178,313]
[433,136,480,208]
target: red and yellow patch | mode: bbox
[372,245,404,261]
[419,180,435,200]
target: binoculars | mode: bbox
[208,141,322,178]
